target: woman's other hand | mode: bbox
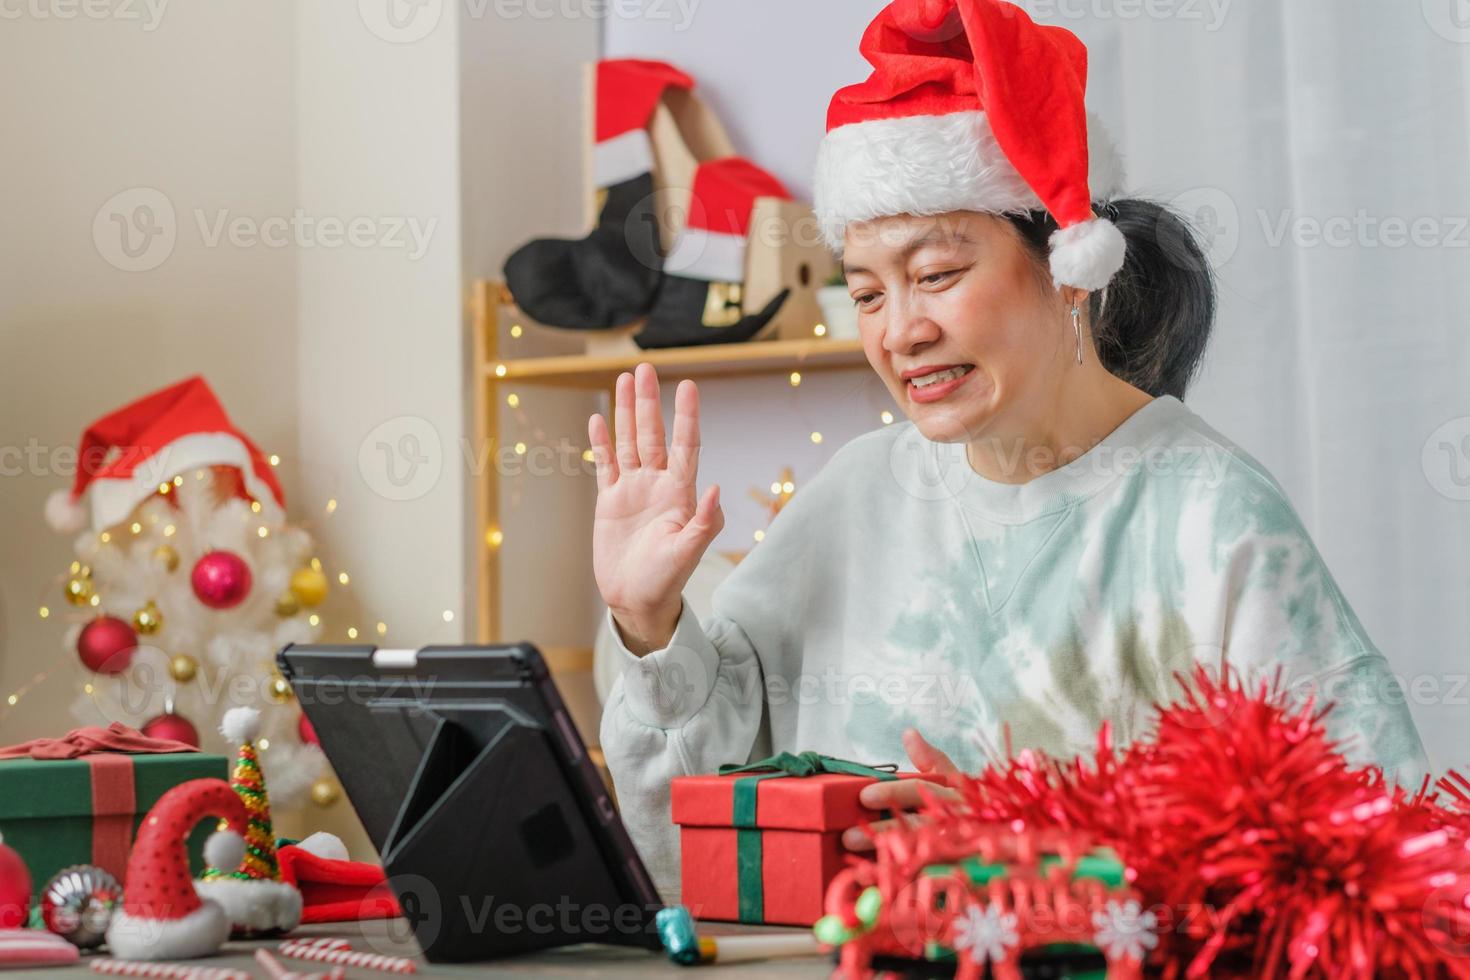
[842,728,964,851]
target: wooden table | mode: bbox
[61,919,836,978]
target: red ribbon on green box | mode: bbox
[717,751,898,923]
[0,723,217,885]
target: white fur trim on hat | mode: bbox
[1049,217,1127,291]
[813,109,1126,252]
[86,431,283,532]
[194,877,303,935]
[105,902,230,961]
[45,489,88,534]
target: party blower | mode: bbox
[655,906,822,966]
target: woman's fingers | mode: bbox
[634,363,668,469]
[676,483,722,558]
[903,728,961,776]
[858,776,958,811]
[667,379,701,488]
[843,815,924,851]
[613,371,639,471]
[587,413,618,492]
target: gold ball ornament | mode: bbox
[64,570,94,606]
[266,673,294,704]
[152,543,180,572]
[289,567,329,608]
[310,778,340,807]
[168,653,198,683]
[133,600,164,636]
[274,592,300,618]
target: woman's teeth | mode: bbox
[910,366,973,388]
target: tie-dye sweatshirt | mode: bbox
[599,394,1431,900]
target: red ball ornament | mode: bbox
[0,839,32,929]
[76,617,138,674]
[297,713,318,746]
[190,550,253,609]
[140,712,199,748]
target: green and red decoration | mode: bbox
[196,708,301,936]
[817,665,1470,979]
[0,724,225,889]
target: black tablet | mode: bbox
[277,641,664,962]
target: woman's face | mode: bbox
[842,211,1066,444]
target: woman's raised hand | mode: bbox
[589,363,724,655]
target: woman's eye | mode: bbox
[920,270,955,286]
[852,293,879,308]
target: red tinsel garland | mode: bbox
[844,666,1470,979]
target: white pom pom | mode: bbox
[45,489,88,533]
[1049,217,1127,291]
[204,829,246,871]
[294,831,349,862]
[220,707,261,743]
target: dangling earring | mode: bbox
[1071,303,1083,366]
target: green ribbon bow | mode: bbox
[717,751,898,923]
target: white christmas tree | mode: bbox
[61,468,328,807]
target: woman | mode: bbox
[590,0,1429,899]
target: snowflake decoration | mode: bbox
[1092,898,1159,962]
[952,902,1019,963]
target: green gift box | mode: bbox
[0,750,228,888]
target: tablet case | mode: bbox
[277,643,664,962]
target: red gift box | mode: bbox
[671,752,944,927]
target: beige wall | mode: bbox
[0,1,300,738]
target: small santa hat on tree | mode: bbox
[45,375,285,534]
[105,778,250,961]
[194,707,302,936]
[813,0,1128,291]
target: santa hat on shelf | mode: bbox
[663,157,791,284]
[194,708,302,937]
[593,58,694,189]
[276,833,402,925]
[105,778,249,961]
[813,0,1128,290]
[45,375,285,534]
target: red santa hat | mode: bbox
[813,0,1127,291]
[593,58,694,189]
[45,376,285,534]
[663,157,791,283]
[105,778,250,961]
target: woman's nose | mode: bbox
[882,295,941,354]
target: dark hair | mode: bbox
[1007,200,1216,400]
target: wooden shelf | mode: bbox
[471,278,870,656]
[485,336,867,388]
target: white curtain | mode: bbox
[1061,0,1470,769]
[606,0,1470,769]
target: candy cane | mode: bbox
[89,959,251,980]
[278,939,417,974]
[254,948,345,980]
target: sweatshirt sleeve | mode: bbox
[598,594,768,904]
[1212,463,1432,789]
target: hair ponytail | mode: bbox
[1008,200,1217,399]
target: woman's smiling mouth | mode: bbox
[903,364,976,402]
